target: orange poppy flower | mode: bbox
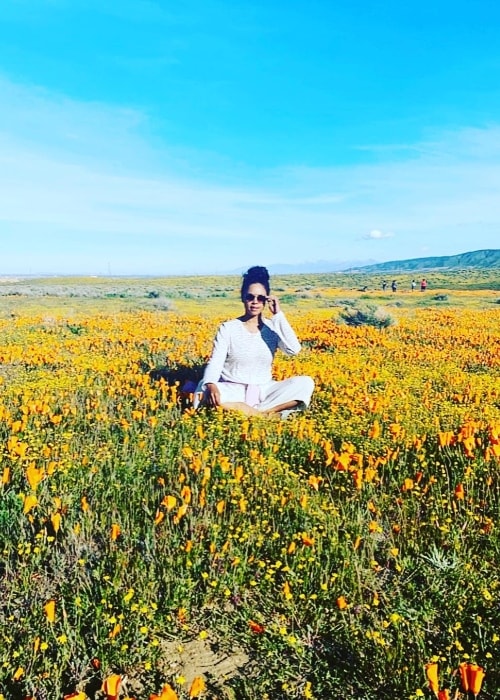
[402,478,414,492]
[109,623,122,639]
[149,684,179,700]
[13,667,24,681]
[154,510,165,526]
[44,599,56,623]
[216,499,225,514]
[102,674,121,700]
[189,676,206,698]
[234,465,244,482]
[308,474,322,490]
[26,464,44,490]
[353,469,363,490]
[181,485,192,504]
[438,431,454,447]
[459,663,485,696]
[51,512,62,533]
[248,620,265,634]
[425,662,439,695]
[336,596,348,610]
[162,495,177,511]
[173,503,188,524]
[23,494,38,514]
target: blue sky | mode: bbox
[1,0,500,275]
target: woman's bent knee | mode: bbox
[297,375,315,404]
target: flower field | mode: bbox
[0,277,499,699]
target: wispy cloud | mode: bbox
[1,75,500,274]
[363,230,394,240]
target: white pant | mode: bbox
[194,375,314,413]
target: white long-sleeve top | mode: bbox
[202,311,301,388]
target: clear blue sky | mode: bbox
[1,0,500,274]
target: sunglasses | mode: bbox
[245,293,267,303]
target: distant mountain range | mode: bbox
[259,249,500,275]
[349,249,500,273]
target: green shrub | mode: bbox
[337,303,395,329]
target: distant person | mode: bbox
[411,279,416,291]
[420,278,427,292]
[382,280,387,291]
[194,266,314,419]
[391,279,397,293]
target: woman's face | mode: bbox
[243,282,267,317]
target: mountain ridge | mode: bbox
[247,250,500,275]
[346,249,500,273]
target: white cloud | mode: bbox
[363,230,394,240]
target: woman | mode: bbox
[195,266,314,418]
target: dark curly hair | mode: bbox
[240,265,270,300]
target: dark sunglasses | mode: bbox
[245,293,267,303]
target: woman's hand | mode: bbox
[267,295,281,315]
[205,383,221,407]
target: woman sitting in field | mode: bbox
[194,266,314,418]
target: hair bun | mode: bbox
[243,266,270,286]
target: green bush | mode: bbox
[337,303,395,329]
